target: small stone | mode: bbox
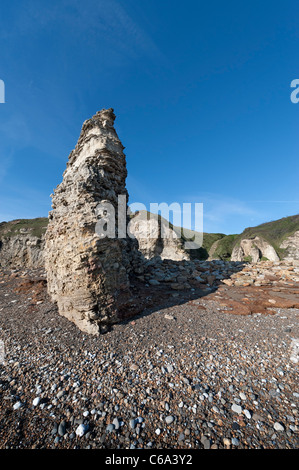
[223,438,231,447]
[231,404,242,414]
[232,437,239,446]
[165,416,174,425]
[129,419,136,430]
[51,423,58,435]
[164,314,175,320]
[58,420,66,436]
[243,409,251,419]
[201,437,211,449]
[274,422,285,432]
[13,401,23,410]
[33,397,41,407]
[106,423,115,433]
[113,418,120,430]
[75,423,89,437]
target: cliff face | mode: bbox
[0,219,47,268]
[44,109,140,335]
[128,211,190,261]
[231,236,280,263]
[1,216,299,268]
[280,230,299,260]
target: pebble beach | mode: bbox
[0,264,298,450]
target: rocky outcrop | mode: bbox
[280,231,299,260]
[128,211,190,261]
[231,236,280,263]
[0,235,45,268]
[44,108,141,335]
[0,220,47,268]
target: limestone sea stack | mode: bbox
[44,108,138,335]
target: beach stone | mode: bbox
[75,423,89,437]
[58,420,66,436]
[165,416,174,425]
[231,404,242,414]
[106,424,115,433]
[274,422,285,432]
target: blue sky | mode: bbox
[0,0,298,234]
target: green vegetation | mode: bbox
[0,218,48,239]
[213,234,239,260]
[1,212,298,261]
[174,214,299,261]
[232,214,299,260]
[172,225,226,260]
[243,255,252,262]
[187,232,226,260]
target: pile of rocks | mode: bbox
[139,258,299,291]
[139,258,243,290]
[224,259,299,287]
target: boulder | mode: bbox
[231,236,279,262]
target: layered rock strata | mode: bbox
[0,231,45,268]
[44,109,139,335]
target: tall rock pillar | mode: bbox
[44,108,135,335]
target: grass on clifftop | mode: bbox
[212,234,239,260]
[0,218,49,239]
[232,214,299,259]
[1,213,298,260]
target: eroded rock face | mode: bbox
[280,231,299,260]
[0,220,46,269]
[128,211,190,261]
[44,109,138,335]
[0,235,45,268]
[231,236,279,263]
